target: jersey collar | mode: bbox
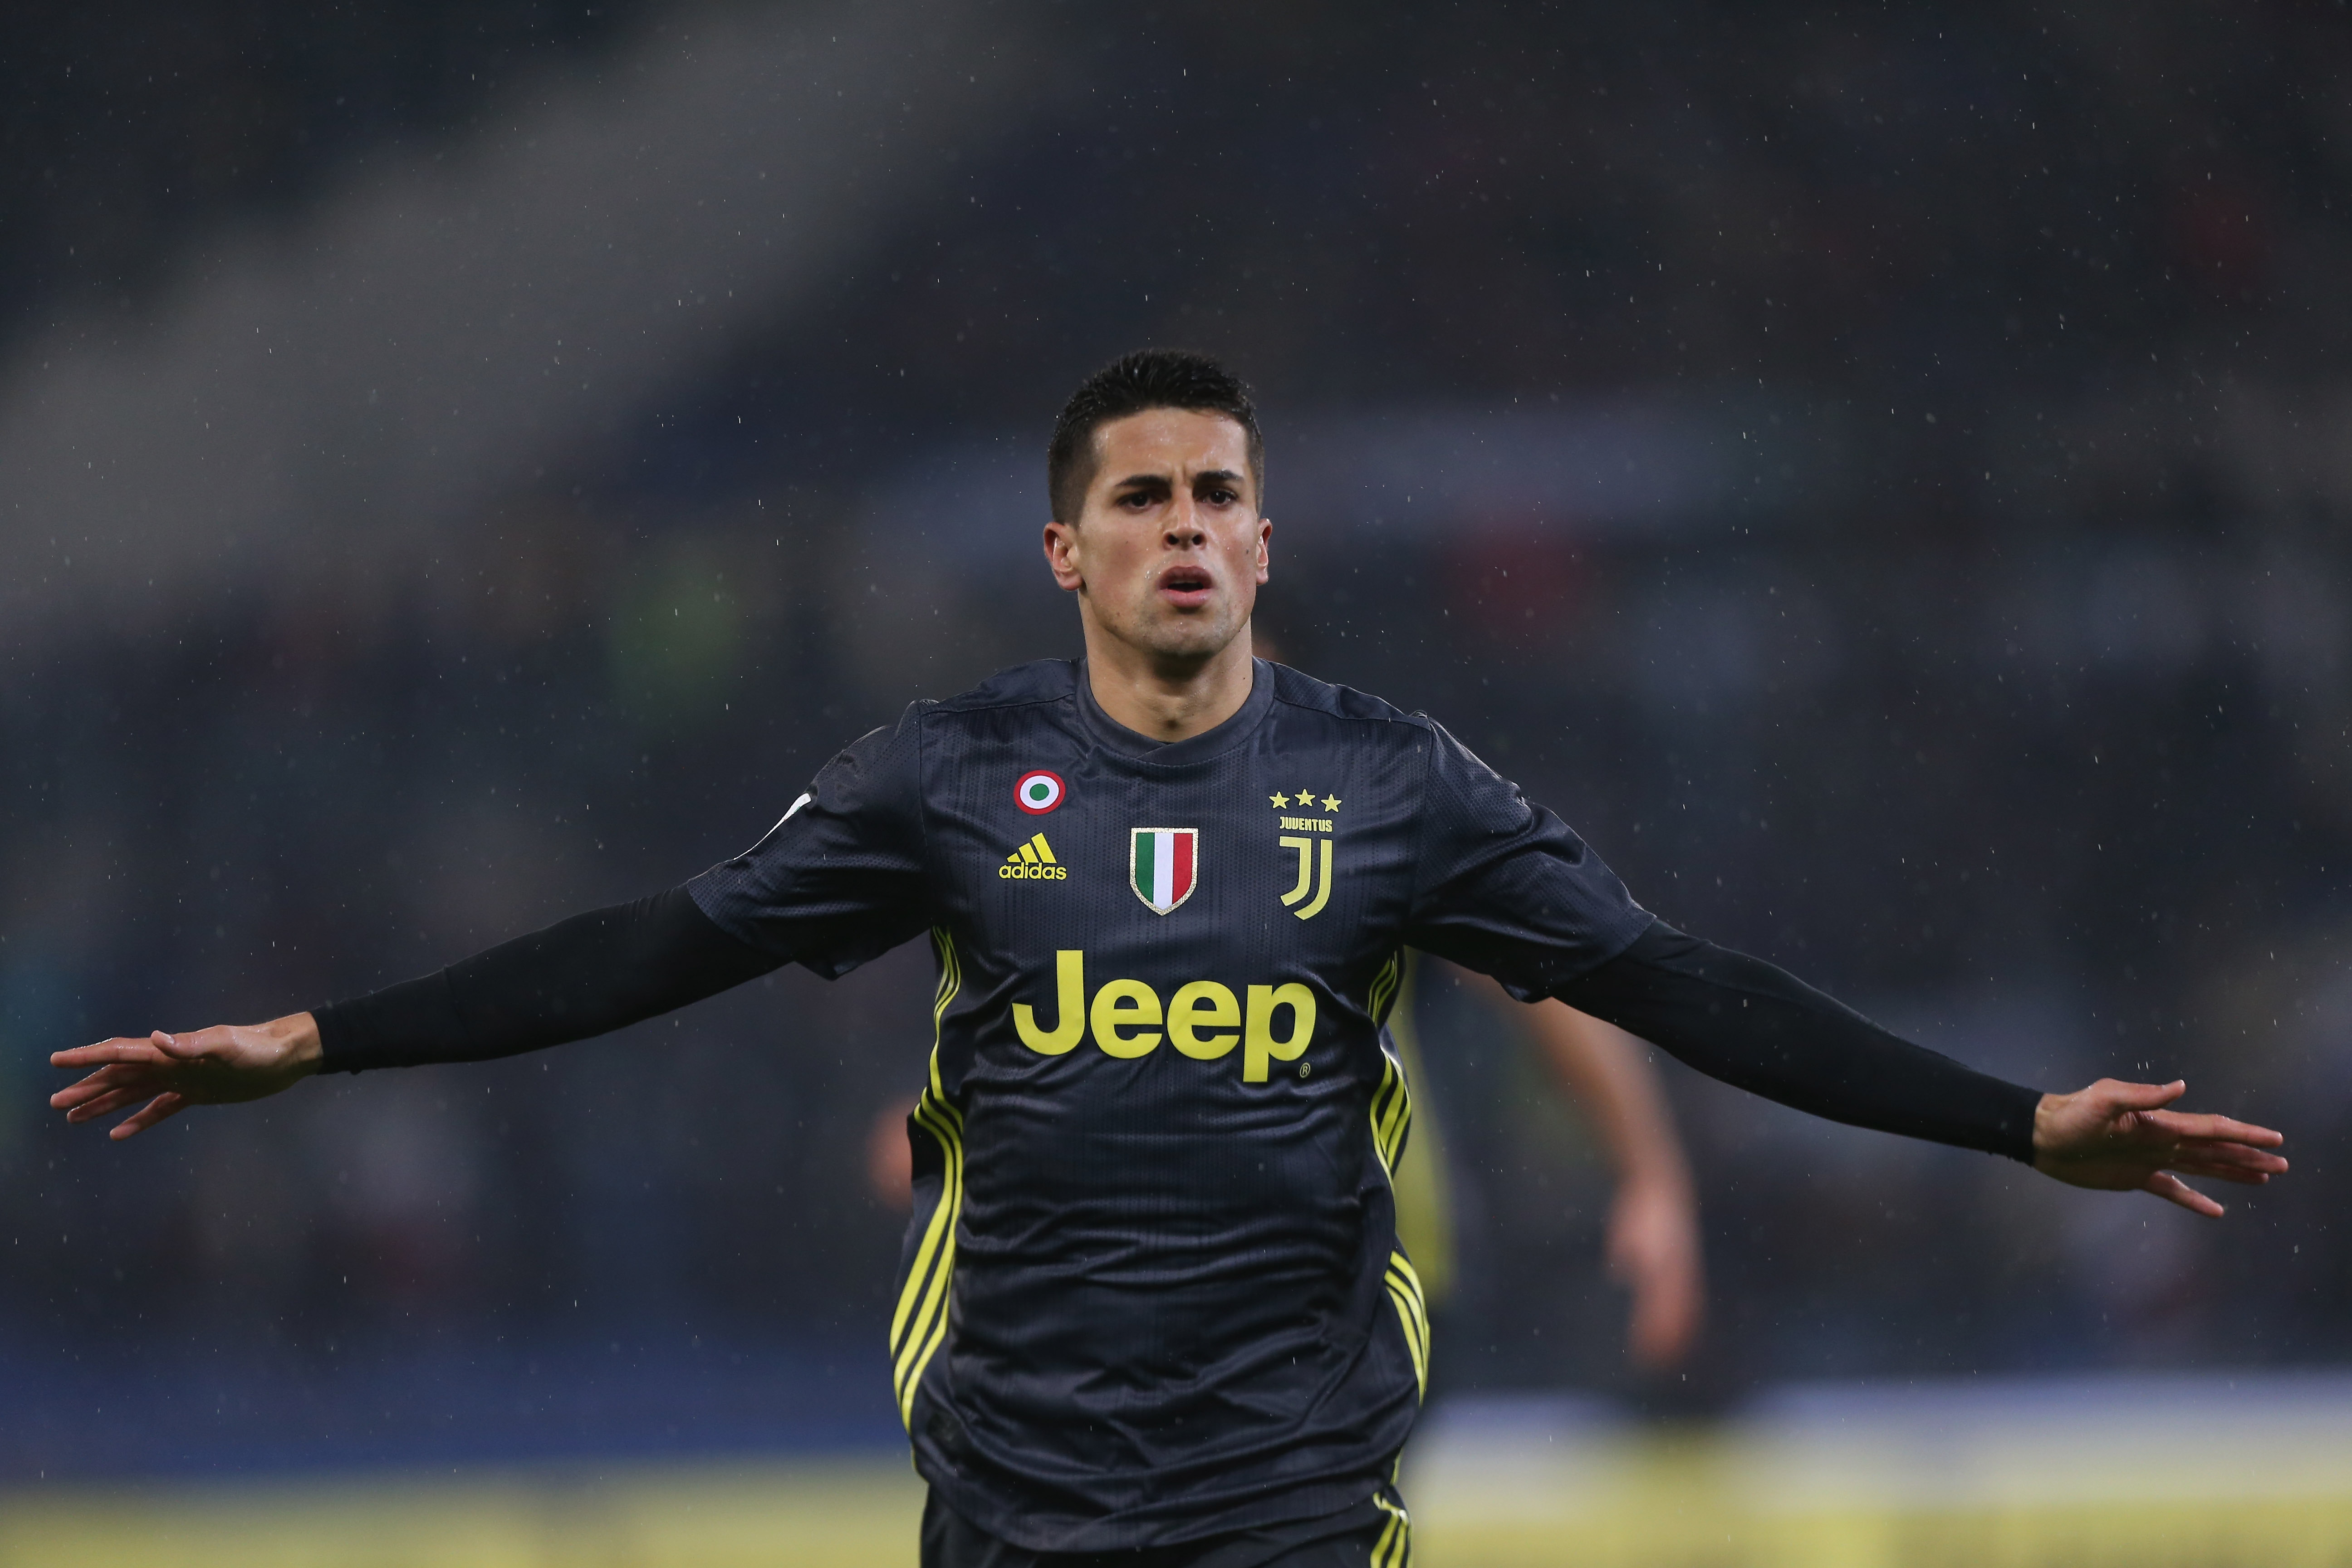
[1072,657,1276,767]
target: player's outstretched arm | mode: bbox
[49,715,929,1143]
[51,1014,321,1140]
[1488,983,1702,1368]
[1558,921,2285,1217]
[51,887,786,1141]
[2029,1077,2285,1218]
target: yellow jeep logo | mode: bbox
[1012,950,1315,1082]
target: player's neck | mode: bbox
[1081,627,1256,745]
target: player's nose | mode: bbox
[1164,495,1208,548]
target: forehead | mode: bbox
[1088,407,1252,483]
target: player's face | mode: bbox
[1044,408,1271,666]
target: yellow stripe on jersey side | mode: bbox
[1369,1050,1413,1176]
[1381,953,1456,1309]
[929,926,963,1067]
[1367,949,1403,1028]
[886,931,963,1350]
[893,1094,961,1421]
[888,928,965,1427]
[1371,1490,1415,1568]
[1368,956,1431,1400]
[1385,1250,1430,1399]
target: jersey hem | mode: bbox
[912,1452,1393,1557]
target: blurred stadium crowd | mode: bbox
[4,0,2347,1478]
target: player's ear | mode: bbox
[1253,518,1271,585]
[1043,519,1085,593]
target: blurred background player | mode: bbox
[1392,964,1702,1376]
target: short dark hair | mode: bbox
[1047,349,1264,524]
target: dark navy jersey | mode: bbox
[687,658,1653,1552]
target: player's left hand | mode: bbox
[2032,1078,2286,1217]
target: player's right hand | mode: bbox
[50,1014,322,1140]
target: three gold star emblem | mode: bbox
[1268,790,1342,814]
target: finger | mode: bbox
[52,1072,127,1109]
[2104,1078,2189,1111]
[2168,1142,2289,1175]
[50,1064,168,1109]
[153,1029,225,1061]
[2138,1110,2284,1148]
[49,1039,173,1070]
[110,1093,187,1141]
[2169,1166,2269,1186]
[2143,1171,2223,1219]
[2161,1151,2270,1177]
[64,1086,164,1124]
[62,1070,186,1120]
[2163,1155,2278,1184]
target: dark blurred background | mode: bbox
[4,0,2346,1482]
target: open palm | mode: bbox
[49,1017,320,1140]
[2033,1078,2286,1217]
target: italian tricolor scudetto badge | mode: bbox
[1129,827,1199,915]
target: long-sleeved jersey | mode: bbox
[315,654,2042,1554]
[686,658,1654,1549]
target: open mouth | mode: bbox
[1156,564,1215,608]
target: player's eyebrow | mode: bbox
[1191,469,1245,490]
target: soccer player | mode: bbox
[1507,994,1702,1372]
[53,351,2286,1568]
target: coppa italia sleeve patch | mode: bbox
[1015,770,1066,814]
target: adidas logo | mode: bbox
[999,832,1068,881]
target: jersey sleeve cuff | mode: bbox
[312,970,469,1074]
[1988,1078,2045,1164]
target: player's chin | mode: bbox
[1133,603,1242,658]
